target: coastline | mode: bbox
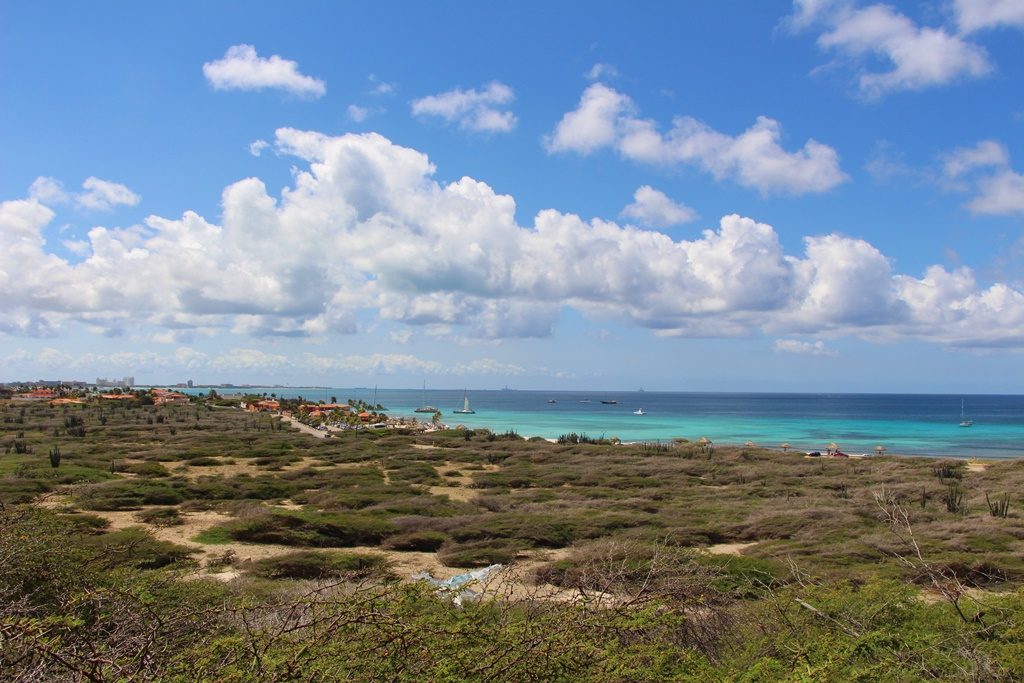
[179,387,1024,459]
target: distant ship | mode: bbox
[452,390,475,415]
[547,399,557,404]
[414,381,438,413]
[600,400,618,405]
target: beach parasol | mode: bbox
[780,442,791,453]
[744,441,755,448]
[827,442,839,454]
[875,445,886,456]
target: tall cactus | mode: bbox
[49,446,61,469]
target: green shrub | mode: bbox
[245,550,390,580]
[125,462,171,477]
[135,507,183,526]
[437,539,523,567]
[221,510,398,548]
[59,512,111,533]
[383,530,448,552]
[88,527,195,569]
[76,481,185,510]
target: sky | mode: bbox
[1,0,1023,392]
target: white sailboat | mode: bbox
[452,390,475,414]
[633,408,646,416]
[959,399,973,427]
[414,381,438,413]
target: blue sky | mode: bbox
[2,0,1023,392]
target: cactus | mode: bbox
[944,482,965,514]
[48,446,61,469]
[985,491,1010,518]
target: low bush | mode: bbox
[382,530,448,552]
[221,510,398,547]
[245,550,390,580]
[87,527,195,569]
[437,539,523,567]
[76,481,185,510]
[135,507,183,527]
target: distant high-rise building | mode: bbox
[187,379,194,388]
[96,376,135,389]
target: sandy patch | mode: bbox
[706,541,758,556]
[424,460,501,501]
[36,493,74,509]
[967,461,989,473]
[427,485,478,502]
[412,443,439,450]
[172,455,332,480]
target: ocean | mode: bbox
[188,387,1024,459]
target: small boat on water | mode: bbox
[633,408,646,416]
[547,399,557,404]
[601,400,618,405]
[579,399,591,403]
[452,390,475,415]
[959,399,973,427]
[414,381,438,413]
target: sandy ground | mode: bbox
[424,460,499,502]
[170,455,332,480]
[967,460,989,473]
[706,541,759,556]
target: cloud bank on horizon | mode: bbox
[4,127,1023,355]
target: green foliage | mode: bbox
[87,527,195,569]
[135,506,183,526]
[75,480,185,510]
[437,539,524,567]
[216,509,399,547]
[245,550,390,580]
[383,530,448,552]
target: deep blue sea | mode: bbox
[186,387,1024,459]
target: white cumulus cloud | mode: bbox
[249,139,270,157]
[202,44,326,98]
[773,338,838,356]
[411,81,517,132]
[943,140,1024,215]
[546,83,847,195]
[955,0,1024,33]
[347,104,369,122]
[620,186,695,227]
[76,177,140,211]
[28,176,70,205]
[4,129,1024,350]
[791,2,993,97]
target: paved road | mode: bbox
[280,415,327,439]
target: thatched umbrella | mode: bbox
[780,442,791,453]
[744,441,755,448]
[875,445,887,456]
[827,442,839,455]
[697,436,714,455]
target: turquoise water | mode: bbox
[188,387,1024,459]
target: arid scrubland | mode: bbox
[4,399,1024,681]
